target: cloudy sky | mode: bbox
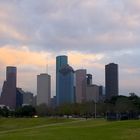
[0,0,140,96]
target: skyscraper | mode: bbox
[75,69,87,103]
[58,64,75,105]
[37,73,51,106]
[0,66,17,109]
[56,55,68,105]
[105,63,119,99]
[56,55,68,73]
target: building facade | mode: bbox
[58,65,75,105]
[56,55,68,105]
[105,63,119,99]
[37,73,51,106]
[0,66,17,109]
[75,69,87,103]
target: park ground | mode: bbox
[0,118,140,140]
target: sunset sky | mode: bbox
[0,0,140,96]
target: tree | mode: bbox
[0,106,10,117]
[15,105,36,117]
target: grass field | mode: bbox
[0,118,140,140]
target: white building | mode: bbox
[37,73,51,106]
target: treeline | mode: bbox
[0,94,140,119]
[0,105,36,117]
[37,94,140,118]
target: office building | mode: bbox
[58,64,75,105]
[75,69,87,103]
[37,73,51,106]
[56,55,68,105]
[0,66,17,109]
[105,63,119,99]
[56,55,68,73]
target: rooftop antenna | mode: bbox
[46,57,49,74]
[46,64,48,74]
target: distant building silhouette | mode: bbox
[105,63,119,99]
[75,69,87,103]
[23,92,34,106]
[50,96,57,108]
[16,88,24,108]
[58,64,75,105]
[56,55,68,105]
[37,73,51,106]
[86,84,100,102]
[86,74,92,85]
[99,86,105,101]
[16,88,35,107]
[0,66,17,109]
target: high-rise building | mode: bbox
[58,64,75,105]
[105,63,119,99]
[0,66,17,109]
[75,69,87,103]
[37,73,51,106]
[56,55,68,73]
[56,55,68,105]
[86,74,92,85]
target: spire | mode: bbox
[46,56,49,74]
[46,63,48,74]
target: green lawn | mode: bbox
[0,118,140,140]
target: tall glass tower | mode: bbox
[56,55,68,105]
[58,65,75,105]
[56,55,68,73]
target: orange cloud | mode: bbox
[0,45,55,67]
[0,46,105,70]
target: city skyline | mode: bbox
[0,0,140,96]
[0,55,138,97]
